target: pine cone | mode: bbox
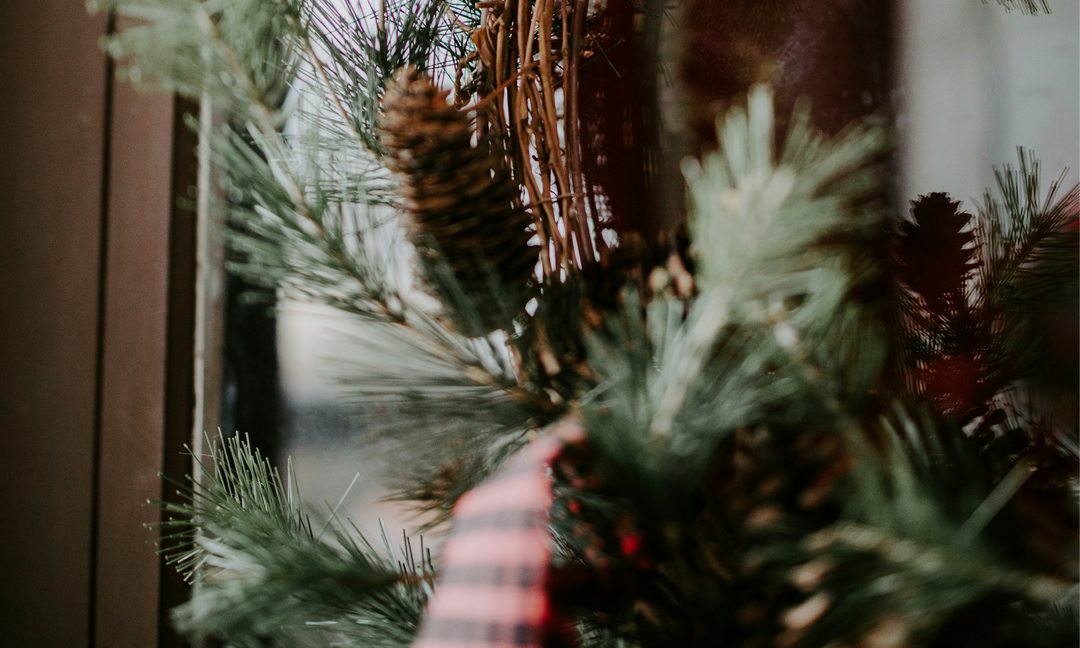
[704,427,850,648]
[380,67,538,335]
[894,192,979,313]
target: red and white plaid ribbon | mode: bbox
[412,423,580,648]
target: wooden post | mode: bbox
[0,5,205,647]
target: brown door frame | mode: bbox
[0,5,213,647]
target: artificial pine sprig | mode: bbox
[581,86,889,499]
[94,0,300,121]
[988,0,1051,15]
[155,434,430,647]
[976,149,1079,317]
[300,0,471,154]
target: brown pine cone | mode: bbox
[703,426,851,647]
[380,66,538,335]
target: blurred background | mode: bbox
[898,0,1078,201]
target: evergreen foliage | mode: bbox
[990,0,1051,14]
[893,148,1079,419]
[581,87,890,501]
[157,435,430,647]
[94,0,1078,646]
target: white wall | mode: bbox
[897,0,1079,208]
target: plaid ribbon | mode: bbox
[412,427,577,648]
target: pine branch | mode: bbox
[779,407,1079,648]
[98,0,300,122]
[99,0,471,322]
[102,1,587,492]
[323,317,551,526]
[792,520,1074,648]
[384,431,531,530]
[101,0,559,429]
[985,0,1052,15]
[972,150,1079,406]
[976,149,1079,315]
[212,122,406,322]
[581,87,890,498]
[155,434,429,647]
[102,1,397,319]
[298,0,464,154]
